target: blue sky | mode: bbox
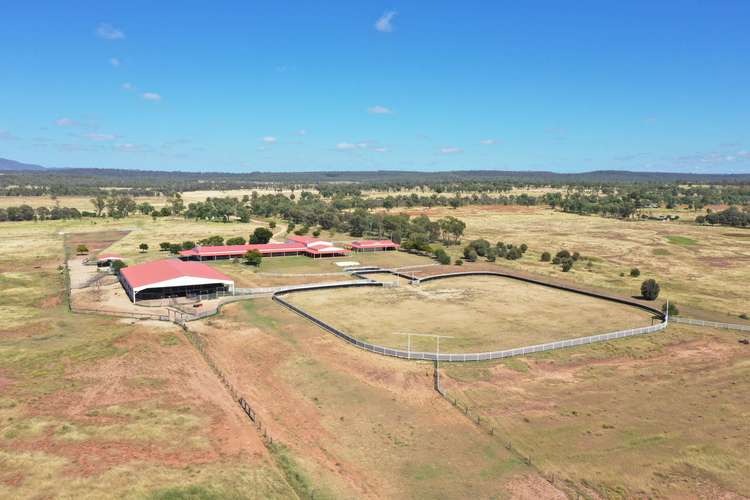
[1,1,749,172]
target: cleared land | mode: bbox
[188,298,564,499]
[443,324,750,498]
[406,206,750,318]
[284,275,655,353]
[0,222,296,498]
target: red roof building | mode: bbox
[179,237,350,261]
[347,240,399,252]
[119,259,234,302]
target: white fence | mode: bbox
[273,290,669,362]
[671,317,750,332]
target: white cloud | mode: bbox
[115,143,151,153]
[480,139,497,145]
[336,142,358,151]
[55,118,76,127]
[0,130,19,141]
[375,11,397,32]
[373,147,389,153]
[84,133,116,141]
[121,82,134,91]
[440,147,463,154]
[142,92,162,102]
[96,23,125,40]
[109,57,120,67]
[262,136,277,144]
[368,105,393,114]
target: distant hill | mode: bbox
[0,157,46,171]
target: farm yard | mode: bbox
[1,203,748,499]
[283,275,656,353]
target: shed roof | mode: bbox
[120,259,233,291]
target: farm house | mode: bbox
[119,259,235,302]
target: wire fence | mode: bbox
[670,316,750,332]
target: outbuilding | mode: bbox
[119,259,234,302]
[347,240,399,252]
[96,254,124,268]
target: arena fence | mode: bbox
[272,274,668,362]
[671,316,750,332]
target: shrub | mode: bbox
[466,239,491,257]
[455,258,464,266]
[76,244,89,254]
[244,249,262,266]
[662,302,679,316]
[168,243,183,254]
[561,260,573,272]
[312,229,321,237]
[540,251,551,262]
[198,235,224,246]
[269,221,277,229]
[250,227,273,244]
[739,313,748,320]
[572,252,580,261]
[464,248,478,262]
[159,242,171,251]
[182,240,196,250]
[556,249,571,260]
[294,225,310,236]
[630,267,640,277]
[139,243,148,252]
[519,243,528,253]
[434,248,451,265]
[111,260,127,274]
[506,247,522,260]
[641,279,660,300]
[226,236,246,246]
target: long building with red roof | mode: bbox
[179,236,350,261]
[347,240,400,252]
[119,259,234,302]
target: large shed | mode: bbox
[119,259,234,302]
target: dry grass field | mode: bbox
[1,207,748,499]
[0,221,297,498]
[284,276,655,353]
[189,298,564,499]
[442,324,750,498]
[404,206,750,319]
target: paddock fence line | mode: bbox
[272,281,669,362]
[417,271,665,318]
[670,316,750,332]
[176,322,274,445]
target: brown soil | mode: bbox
[9,323,267,477]
[505,474,569,500]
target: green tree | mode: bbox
[226,236,246,245]
[250,227,273,244]
[641,279,660,300]
[90,196,106,217]
[434,248,451,265]
[76,244,89,255]
[244,249,262,266]
[662,302,679,316]
[139,243,149,253]
[630,268,640,277]
[168,243,183,254]
[159,242,171,251]
[111,260,127,274]
[182,241,196,250]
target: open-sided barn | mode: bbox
[119,259,234,302]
